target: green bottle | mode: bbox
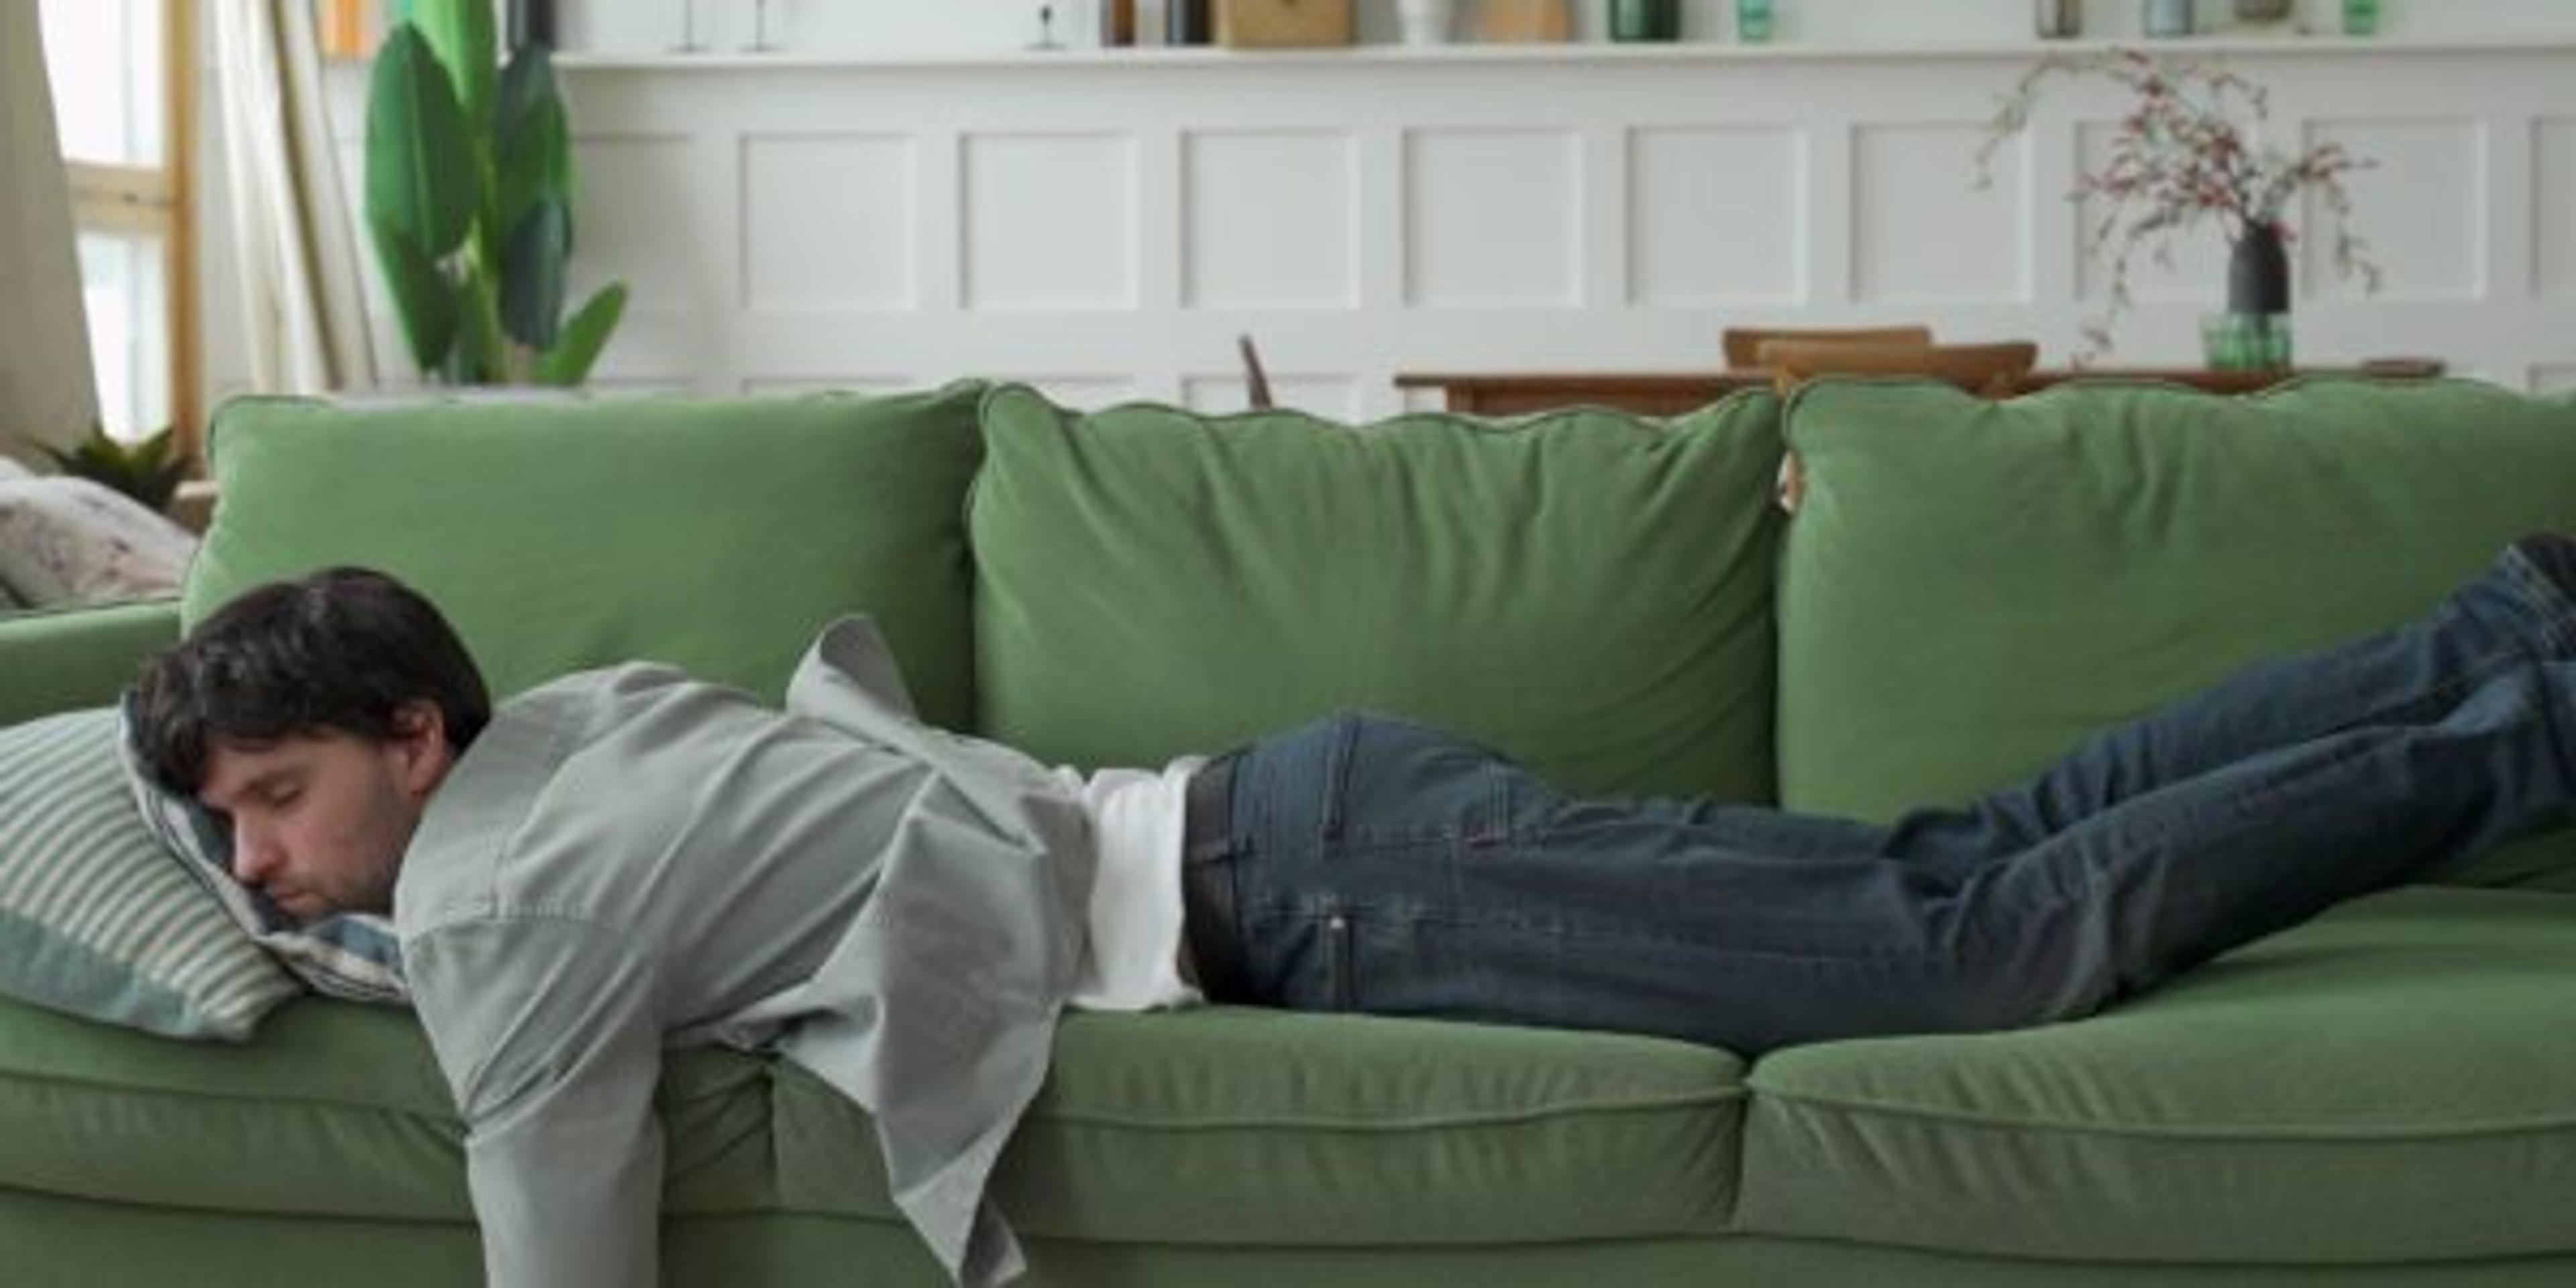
[1736,0,1772,43]
[1611,0,1681,42]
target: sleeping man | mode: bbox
[131,538,2576,1287]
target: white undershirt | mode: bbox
[1056,757,1206,1012]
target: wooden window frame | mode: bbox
[59,0,199,466]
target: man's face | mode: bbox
[196,708,451,920]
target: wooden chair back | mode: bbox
[1722,325,1933,369]
[1758,339,2041,396]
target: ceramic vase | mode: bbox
[2228,222,2291,317]
[1399,0,1456,45]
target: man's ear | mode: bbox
[386,700,454,796]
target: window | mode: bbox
[39,0,197,451]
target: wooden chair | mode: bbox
[1721,324,1933,370]
[1756,339,2041,396]
[1757,338,2041,515]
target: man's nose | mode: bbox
[231,823,281,886]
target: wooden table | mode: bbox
[1395,363,2445,417]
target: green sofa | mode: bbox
[6,377,2576,1285]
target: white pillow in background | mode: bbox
[0,476,197,606]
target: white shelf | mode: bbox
[550,35,2576,73]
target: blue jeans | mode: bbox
[1179,547,2576,1054]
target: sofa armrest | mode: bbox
[0,597,181,727]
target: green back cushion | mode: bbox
[1776,377,2576,886]
[186,388,987,727]
[0,708,299,1040]
[971,386,1785,799]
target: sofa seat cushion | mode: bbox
[1737,886,2576,1265]
[776,1006,1746,1245]
[971,385,1786,800]
[0,994,775,1220]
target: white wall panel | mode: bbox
[2306,121,2484,301]
[963,133,1138,311]
[574,136,702,311]
[1627,126,1807,306]
[1405,129,1582,308]
[268,42,2576,413]
[2074,122,2226,305]
[1852,123,2025,303]
[741,134,917,311]
[1183,131,1359,310]
[2536,119,2576,301]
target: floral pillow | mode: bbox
[0,475,197,607]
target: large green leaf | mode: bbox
[366,210,459,374]
[500,199,569,349]
[364,25,478,258]
[537,282,627,386]
[493,46,570,248]
[409,0,497,142]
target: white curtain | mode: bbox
[212,0,377,394]
[0,1,101,464]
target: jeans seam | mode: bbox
[2283,646,2526,755]
[1320,714,1360,841]
[1253,900,1969,970]
[2503,549,2576,655]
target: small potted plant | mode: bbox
[42,423,189,515]
[1977,49,2381,366]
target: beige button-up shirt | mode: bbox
[396,618,1093,1287]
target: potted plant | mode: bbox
[41,423,189,515]
[1976,49,2381,365]
[365,0,625,384]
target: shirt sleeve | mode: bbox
[405,914,667,1288]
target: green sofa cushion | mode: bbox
[184,388,987,727]
[0,598,180,728]
[1775,377,2576,888]
[0,994,1743,1248]
[971,386,1786,798]
[1737,885,2576,1264]
[0,994,774,1220]
[775,1006,1745,1244]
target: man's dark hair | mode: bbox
[133,567,490,795]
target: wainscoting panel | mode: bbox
[1183,130,1361,311]
[1851,122,2027,303]
[740,133,919,312]
[2307,120,2485,301]
[1625,125,1809,306]
[1404,128,1585,309]
[2542,119,2576,301]
[962,133,1141,311]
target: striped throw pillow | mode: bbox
[0,708,299,1039]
